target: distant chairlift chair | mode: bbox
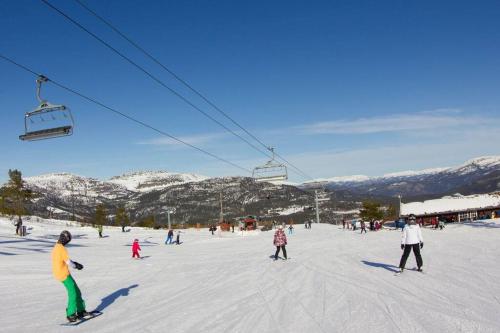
[252,147,288,183]
[19,75,74,141]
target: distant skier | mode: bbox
[351,219,357,231]
[288,224,294,235]
[438,219,445,230]
[15,217,22,236]
[308,220,312,229]
[52,230,89,322]
[342,219,346,229]
[398,214,424,272]
[360,220,367,234]
[165,229,174,244]
[176,231,181,245]
[132,239,141,259]
[273,225,288,260]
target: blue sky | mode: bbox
[1,0,500,183]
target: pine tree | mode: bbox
[138,215,155,228]
[385,204,397,220]
[115,206,129,232]
[359,200,384,224]
[94,204,107,226]
[0,169,33,221]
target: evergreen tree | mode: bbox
[94,204,107,226]
[385,204,397,220]
[138,215,155,228]
[115,206,129,232]
[0,169,33,221]
[0,195,8,215]
[359,200,384,223]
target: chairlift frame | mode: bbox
[252,147,288,183]
[19,75,74,141]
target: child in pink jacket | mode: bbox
[132,239,141,259]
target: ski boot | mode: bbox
[67,314,78,322]
[77,311,92,319]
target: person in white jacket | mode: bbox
[398,214,424,272]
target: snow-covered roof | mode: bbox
[401,192,500,216]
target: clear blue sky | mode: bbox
[1,0,500,183]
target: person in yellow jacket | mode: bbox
[52,230,90,322]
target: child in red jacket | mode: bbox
[132,239,141,259]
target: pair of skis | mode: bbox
[394,267,424,276]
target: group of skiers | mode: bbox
[51,213,426,322]
[342,219,382,233]
[165,229,181,245]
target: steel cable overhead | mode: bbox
[42,0,315,182]
[0,53,252,174]
[41,0,272,159]
[72,0,313,181]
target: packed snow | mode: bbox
[1,216,500,333]
[401,192,500,216]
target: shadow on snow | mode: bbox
[94,284,139,312]
[361,260,399,273]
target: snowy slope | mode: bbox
[108,171,208,192]
[1,216,500,333]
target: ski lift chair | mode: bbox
[252,148,288,183]
[19,75,74,141]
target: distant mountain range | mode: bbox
[17,156,500,225]
[302,156,500,201]
[24,172,341,225]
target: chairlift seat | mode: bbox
[252,147,288,183]
[19,75,74,141]
[19,125,73,141]
[253,164,288,182]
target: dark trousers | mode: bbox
[361,227,366,234]
[274,246,287,259]
[399,244,423,269]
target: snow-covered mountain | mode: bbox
[23,172,341,224]
[303,156,500,200]
[108,171,208,192]
[25,173,132,200]
[15,156,500,224]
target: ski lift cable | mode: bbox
[72,0,279,158]
[40,0,273,162]
[0,53,252,174]
[44,0,315,182]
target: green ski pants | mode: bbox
[62,275,86,316]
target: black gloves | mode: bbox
[73,261,84,270]
[420,242,424,249]
[401,244,404,250]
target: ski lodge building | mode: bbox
[400,192,500,224]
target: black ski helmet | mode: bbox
[59,230,72,245]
